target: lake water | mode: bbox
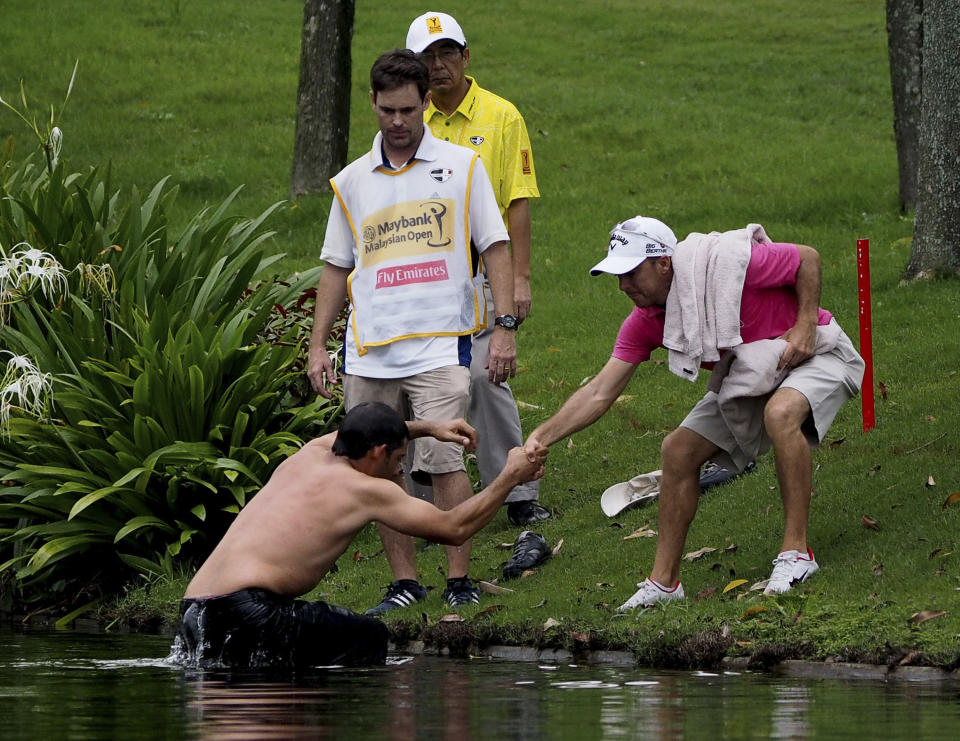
[2,628,959,739]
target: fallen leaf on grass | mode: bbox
[925,415,936,422]
[683,546,717,561]
[440,614,464,623]
[926,475,936,487]
[352,550,363,562]
[725,543,738,553]
[750,580,769,591]
[496,542,514,550]
[474,605,506,618]
[908,610,946,625]
[566,438,575,449]
[878,381,888,400]
[614,394,635,405]
[898,651,920,666]
[479,581,515,595]
[544,617,561,630]
[552,538,564,556]
[624,527,658,540]
[862,515,880,531]
[739,606,768,621]
[828,437,846,448]
[532,599,547,609]
[942,492,960,509]
[723,579,748,594]
[521,569,538,578]
[695,587,717,601]
[515,400,543,410]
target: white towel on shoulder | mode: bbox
[663,224,770,382]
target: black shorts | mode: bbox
[169,588,388,669]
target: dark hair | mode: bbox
[332,402,409,460]
[370,49,430,100]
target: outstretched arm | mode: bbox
[374,447,546,545]
[524,356,638,455]
[406,418,478,453]
[778,244,821,370]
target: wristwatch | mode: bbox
[494,314,519,330]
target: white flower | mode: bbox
[75,262,116,298]
[3,252,22,271]
[0,355,52,433]
[3,352,39,374]
[5,245,68,301]
[23,259,67,298]
[0,261,14,285]
[12,245,46,264]
[48,127,63,169]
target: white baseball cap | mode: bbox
[589,216,677,276]
[406,12,467,54]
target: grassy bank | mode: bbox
[3,0,958,667]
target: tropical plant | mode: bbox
[0,152,341,606]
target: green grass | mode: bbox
[4,0,959,667]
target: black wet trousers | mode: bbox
[171,588,388,668]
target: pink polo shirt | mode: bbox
[612,243,833,364]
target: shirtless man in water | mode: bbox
[171,402,546,668]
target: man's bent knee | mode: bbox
[764,388,810,436]
[661,428,717,474]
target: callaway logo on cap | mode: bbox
[589,216,678,276]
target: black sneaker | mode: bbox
[442,577,480,609]
[502,530,551,580]
[699,460,756,492]
[507,500,552,527]
[365,579,427,616]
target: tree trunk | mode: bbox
[905,0,960,279]
[290,0,355,197]
[885,0,922,212]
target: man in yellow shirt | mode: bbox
[406,11,546,527]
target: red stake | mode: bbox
[857,239,875,431]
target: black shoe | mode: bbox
[442,576,480,609]
[507,500,552,527]
[365,579,427,616]
[502,530,551,580]
[699,460,756,492]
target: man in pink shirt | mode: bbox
[524,216,864,609]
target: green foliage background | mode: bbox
[1,1,958,663]
[0,158,342,604]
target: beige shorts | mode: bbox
[343,365,471,476]
[680,326,865,472]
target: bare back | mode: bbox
[185,436,387,598]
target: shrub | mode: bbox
[0,156,341,606]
